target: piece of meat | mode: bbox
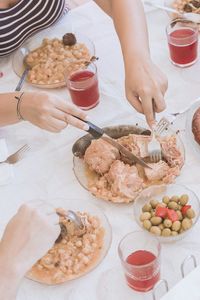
[192,107,200,145]
[144,161,170,182]
[106,160,143,199]
[118,134,151,158]
[159,135,184,168]
[84,139,120,174]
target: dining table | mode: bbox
[1,1,200,299]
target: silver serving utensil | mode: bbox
[73,116,151,169]
[144,1,200,23]
[147,102,162,163]
[15,47,30,91]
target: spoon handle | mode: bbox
[15,68,29,91]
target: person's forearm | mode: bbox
[0,92,23,126]
[95,0,150,68]
[0,253,22,300]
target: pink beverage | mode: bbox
[67,63,99,110]
[118,231,161,293]
[166,21,198,67]
[125,250,160,292]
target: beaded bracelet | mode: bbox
[15,92,25,120]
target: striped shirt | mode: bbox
[0,0,68,57]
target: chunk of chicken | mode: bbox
[84,139,120,174]
[160,136,184,168]
[107,160,143,199]
[144,161,170,182]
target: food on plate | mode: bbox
[27,208,104,284]
[25,33,91,85]
[192,107,200,144]
[84,139,120,174]
[140,194,195,237]
[171,0,200,14]
[84,133,184,203]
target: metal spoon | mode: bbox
[15,47,30,91]
[144,1,200,23]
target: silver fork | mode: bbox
[148,104,162,163]
[0,144,30,164]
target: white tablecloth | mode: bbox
[1,1,200,300]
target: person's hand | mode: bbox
[125,58,168,126]
[20,92,89,132]
[0,203,59,278]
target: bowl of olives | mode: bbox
[133,184,200,243]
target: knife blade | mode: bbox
[72,116,151,169]
[102,134,151,169]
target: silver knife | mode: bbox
[73,116,151,169]
[102,134,151,169]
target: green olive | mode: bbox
[142,203,152,213]
[140,212,151,222]
[168,201,178,210]
[176,211,183,221]
[162,228,171,237]
[186,208,195,219]
[157,203,167,208]
[180,194,189,206]
[170,196,180,203]
[172,221,181,232]
[177,205,183,211]
[171,231,178,236]
[163,219,172,228]
[150,199,158,209]
[151,216,162,225]
[150,226,161,236]
[162,196,170,205]
[151,211,156,217]
[182,218,192,230]
[143,220,152,230]
[179,228,184,234]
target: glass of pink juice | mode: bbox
[166,20,198,67]
[66,63,99,110]
[118,231,161,292]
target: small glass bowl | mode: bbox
[133,184,200,243]
[12,32,95,89]
[26,198,112,285]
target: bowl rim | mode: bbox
[133,183,200,241]
[12,32,96,88]
[26,197,112,286]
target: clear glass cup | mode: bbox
[66,63,100,110]
[118,231,161,292]
[166,19,198,67]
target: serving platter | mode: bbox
[73,123,185,204]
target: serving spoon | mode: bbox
[144,1,200,23]
[15,47,30,91]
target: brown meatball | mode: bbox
[192,107,200,145]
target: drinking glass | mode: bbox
[66,63,100,110]
[166,19,198,67]
[118,231,161,292]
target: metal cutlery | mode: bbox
[0,144,30,165]
[15,47,30,91]
[147,104,162,163]
[73,116,151,169]
[155,117,171,135]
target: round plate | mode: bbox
[186,98,200,158]
[26,198,112,285]
[73,124,185,204]
[12,31,95,89]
